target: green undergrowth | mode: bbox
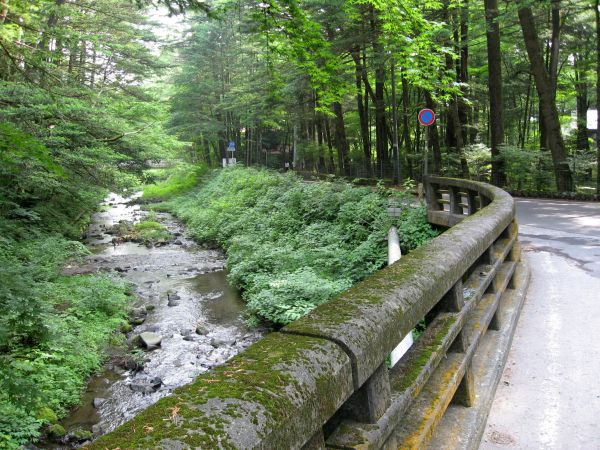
[109,212,171,245]
[142,163,208,200]
[133,220,171,243]
[0,228,131,448]
[162,166,438,327]
[131,210,171,244]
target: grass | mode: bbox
[132,220,171,244]
[143,163,207,200]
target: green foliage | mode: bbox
[165,167,438,325]
[245,268,352,326]
[0,232,131,447]
[143,163,208,200]
[132,220,171,244]
[500,145,555,192]
[464,144,493,181]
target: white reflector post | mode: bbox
[388,226,401,265]
[388,226,414,367]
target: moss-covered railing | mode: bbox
[88,177,527,450]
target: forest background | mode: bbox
[1,0,599,445]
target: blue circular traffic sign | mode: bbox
[418,109,436,126]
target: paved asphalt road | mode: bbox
[480,199,600,449]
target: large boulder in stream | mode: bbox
[128,307,147,325]
[129,376,162,394]
[92,397,106,409]
[167,292,181,307]
[195,323,210,335]
[138,331,162,349]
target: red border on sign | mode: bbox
[418,108,436,126]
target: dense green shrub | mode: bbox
[165,167,438,326]
[0,233,131,447]
[143,163,208,200]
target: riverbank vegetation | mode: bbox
[161,166,438,326]
[0,232,132,446]
[0,1,177,446]
[143,164,208,201]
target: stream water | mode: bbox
[46,193,263,447]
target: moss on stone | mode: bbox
[392,315,458,392]
[88,333,351,450]
[48,423,66,439]
[36,406,58,424]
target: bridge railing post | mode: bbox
[340,362,392,424]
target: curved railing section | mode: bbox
[89,177,530,450]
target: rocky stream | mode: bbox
[42,193,263,448]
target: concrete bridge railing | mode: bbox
[89,177,530,450]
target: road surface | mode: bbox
[480,199,600,449]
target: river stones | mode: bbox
[129,376,162,394]
[67,429,93,442]
[210,336,236,347]
[197,343,214,354]
[167,292,181,307]
[92,423,107,437]
[92,398,106,409]
[195,324,210,335]
[138,331,162,349]
[196,357,215,368]
[128,307,147,325]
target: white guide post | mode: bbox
[388,226,414,367]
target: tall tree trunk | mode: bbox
[90,46,97,88]
[538,102,548,151]
[0,0,8,24]
[444,1,469,178]
[370,7,389,177]
[332,102,350,176]
[549,0,561,97]
[484,0,507,186]
[538,0,561,151]
[518,4,573,192]
[452,97,469,178]
[458,0,470,145]
[78,40,86,83]
[401,73,414,180]
[316,108,326,170]
[574,53,589,152]
[324,117,335,173]
[391,62,400,184]
[520,74,533,149]
[352,46,372,176]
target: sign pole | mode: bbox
[226,140,236,166]
[424,125,429,177]
[417,108,435,180]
